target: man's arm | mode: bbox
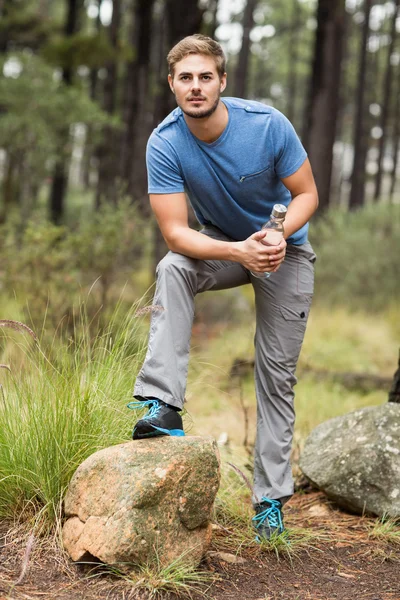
[150,157,318,273]
[280,158,319,240]
[150,193,283,273]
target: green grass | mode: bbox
[368,517,400,546]
[0,302,147,525]
[114,554,216,599]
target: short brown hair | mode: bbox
[167,34,226,79]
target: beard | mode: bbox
[179,94,220,119]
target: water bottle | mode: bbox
[251,204,287,279]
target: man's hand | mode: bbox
[235,230,287,274]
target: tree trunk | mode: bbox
[233,0,259,99]
[0,152,17,223]
[349,0,372,210]
[0,0,12,52]
[96,0,122,208]
[302,0,346,212]
[329,7,351,208]
[389,65,400,202]
[373,0,399,202]
[49,0,82,224]
[286,0,301,125]
[203,0,219,38]
[389,349,400,403]
[120,0,156,209]
[82,0,102,190]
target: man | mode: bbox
[129,34,318,540]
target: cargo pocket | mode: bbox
[280,303,311,322]
[277,303,311,363]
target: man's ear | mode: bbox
[220,73,227,93]
[168,74,174,93]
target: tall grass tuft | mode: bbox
[0,301,148,526]
[111,551,216,599]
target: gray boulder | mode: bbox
[63,436,220,570]
[299,403,400,517]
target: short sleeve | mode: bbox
[270,109,307,179]
[146,132,185,194]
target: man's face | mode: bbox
[168,54,226,119]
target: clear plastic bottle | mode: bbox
[251,204,287,279]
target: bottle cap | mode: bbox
[271,204,287,219]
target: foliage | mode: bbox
[0,52,112,211]
[0,1,56,50]
[0,202,149,336]
[42,31,124,71]
[0,53,109,153]
[309,204,400,311]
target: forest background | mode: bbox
[0,0,399,532]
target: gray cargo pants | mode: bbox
[134,226,316,503]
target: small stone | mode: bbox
[208,551,246,564]
[217,432,229,446]
[308,503,330,517]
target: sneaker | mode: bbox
[128,399,185,440]
[252,497,285,541]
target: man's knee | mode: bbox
[156,252,198,280]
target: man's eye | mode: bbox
[202,76,211,80]
[181,76,190,81]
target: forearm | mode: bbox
[283,192,318,240]
[166,226,237,261]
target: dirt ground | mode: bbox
[0,492,399,600]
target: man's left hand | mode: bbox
[266,238,287,272]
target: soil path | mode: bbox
[0,492,399,600]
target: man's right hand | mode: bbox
[234,230,287,274]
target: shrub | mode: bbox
[310,204,400,311]
[0,202,150,338]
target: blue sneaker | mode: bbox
[128,399,185,440]
[252,497,285,541]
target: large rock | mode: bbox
[300,404,400,517]
[63,436,220,570]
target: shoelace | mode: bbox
[252,497,283,531]
[126,399,161,419]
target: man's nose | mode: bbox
[191,78,201,90]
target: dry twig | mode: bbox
[14,533,35,586]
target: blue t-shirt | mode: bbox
[146,97,308,245]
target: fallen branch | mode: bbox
[229,357,393,394]
[301,366,393,394]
